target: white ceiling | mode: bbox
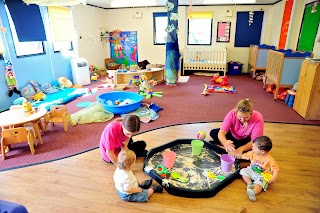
[85,0,280,9]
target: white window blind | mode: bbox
[48,6,74,42]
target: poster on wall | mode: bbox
[278,0,294,49]
[109,31,138,66]
[217,22,231,42]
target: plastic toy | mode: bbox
[208,172,216,178]
[170,171,189,183]
[33,92,46,101]
[22,100,32,112]
[156,165,169,178]
[261,172,273,182]
[201,84,209,96]
[197,131,206,140]
[210,74,228,86]
[137,75,163,99]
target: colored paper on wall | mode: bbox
[278,0,294,49]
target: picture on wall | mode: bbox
[109,31,138,66]
[217,22,231,42]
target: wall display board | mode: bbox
[216,22,231,42]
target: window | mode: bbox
[153,12,168,45]
[187,12,213,45]
[48,6,74,52]
[5,5,44,57]
[53,41,73,52]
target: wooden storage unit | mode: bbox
[107,68,165,87]
[293,60,320,120]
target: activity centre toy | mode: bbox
[144,139,240,198]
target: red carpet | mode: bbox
[1,74,319,171]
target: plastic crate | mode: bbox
[227,61,243,75]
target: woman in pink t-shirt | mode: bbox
[100,114,147,165]
[209,99,264,158]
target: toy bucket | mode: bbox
[220,154,235,172]
[162,151,176,169]
[191,140,204,156]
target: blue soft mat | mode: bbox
[32,88,86,110]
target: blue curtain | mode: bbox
[6,0,47,42]
[165,0,180,85]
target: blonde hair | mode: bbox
[235,98,253,114]
[117,149,136,170]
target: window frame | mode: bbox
[187,18,213,45]
[153,12,168,45]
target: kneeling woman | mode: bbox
[100,114,147,165]
[210,99,264,158]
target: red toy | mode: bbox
[210,74,228,86]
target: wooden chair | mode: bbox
[43,105,73,133]
[1,127,36,160]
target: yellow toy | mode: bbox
[33,92,46,101]
[22,100,32,112]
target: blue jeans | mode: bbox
[117,189,149,202]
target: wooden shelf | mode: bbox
[107,68,165,87]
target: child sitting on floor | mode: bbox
[113,149,163,202]
[239,136,279,201]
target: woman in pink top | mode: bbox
[100,114,147,165]
[209,99,264,158]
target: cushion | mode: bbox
[41,82,59,94]
[21,83,37,101]
[29,80,42,93]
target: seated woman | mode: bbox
[209,99,264,158]
[100,114,147,165]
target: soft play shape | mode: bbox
[57,77,73,89]
[76,101,93,108]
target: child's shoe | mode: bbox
[246,189,256,201]
[246,182,254,190]
[151,185,163,193]
[139,179,153,189]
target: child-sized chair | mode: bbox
[1,127,36,160]
[43,105,73,133]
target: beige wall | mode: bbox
[73,1,319,72]
[313,23,320,58]
[73,5,108,68]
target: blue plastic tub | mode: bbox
[97,91,144,114]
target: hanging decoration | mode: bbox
[248,11,254,26]
[165,0,180,86]
[311,1,318,13]
[189,0,193,13]
[5,60,21,97]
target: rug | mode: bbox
[194,72,219,76]
[1,75,319,172]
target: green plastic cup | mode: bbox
[191,140,204,156]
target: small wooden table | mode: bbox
[0,107,48,145]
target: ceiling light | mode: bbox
[202,0,256,4]
[111,0,157,8]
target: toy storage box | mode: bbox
[227,61,243,75]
